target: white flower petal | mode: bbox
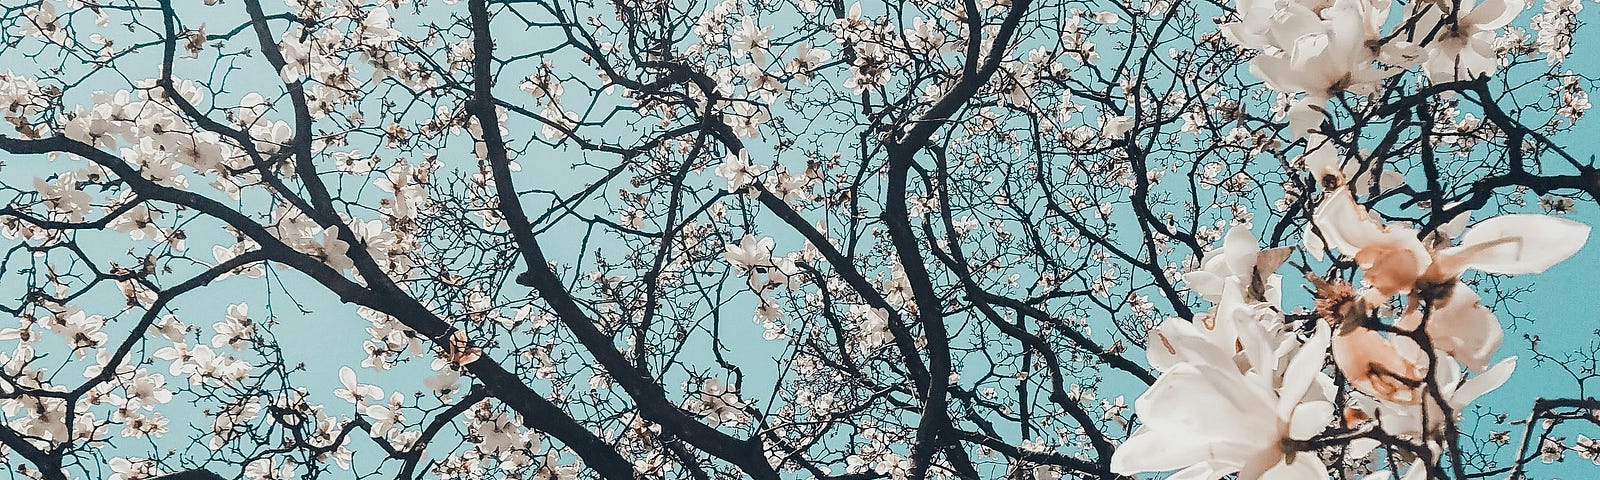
[1277,322,1331,418]
[1446,214,1590,275]
[339,366,357,389]
[1289,401,1335,440]
[1169,462,1238,480]
[1452,357,1516,408]
[1424,284,1502,371]
[1311,188,1383,257]
[1223,224,1261,278]
[1183,271,1226,300]
[1463,0,1525,30]
[1257,451,1329,480]
[1147,318,1237,373]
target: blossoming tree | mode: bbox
[0,0,1597,478]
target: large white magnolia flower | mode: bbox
[723,234,774,273]
[1306,185,1584,408]
[1114,323,1334,480]
[1307,188,1590,301]
[1364,355,1516,442]
[1132,221,1340,479]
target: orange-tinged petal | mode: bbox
[1332,327,1425,405]
[1354,241,1425,297]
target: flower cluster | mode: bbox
[1116,223,1338,478]
[1110,0,1593,474]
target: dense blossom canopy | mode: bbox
[0,0,1598,478]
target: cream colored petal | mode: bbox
[1452,357,1516,408]
[1277,322,1331,418]
[1288,400,1335,440]
[1462,0,1525,30]
[1253,451,1329,480]
[1443,214,1590,276]
[1424,284,1502,371]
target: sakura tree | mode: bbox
[0,0,1597,478]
